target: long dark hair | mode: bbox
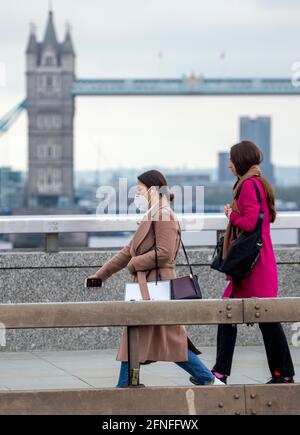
[137,169,174,202]
[230,140,276,222]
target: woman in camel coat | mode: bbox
[88,169,222,387]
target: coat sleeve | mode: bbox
[229,179,261,232]
[127,220,178,273]
[95,239,133,281]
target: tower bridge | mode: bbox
[72,77,300,96]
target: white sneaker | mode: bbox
[212,376,226,385]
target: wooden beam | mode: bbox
[0,385,299,415]
[0,386,245,415]
[244,297,300,323]
[0,299,244,329]
[245,384,300,415]
[0,298,299,330]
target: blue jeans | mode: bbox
[116,348,214,387]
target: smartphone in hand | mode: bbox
[85,278,103,288]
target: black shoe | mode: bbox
[189,375,227,386]
[189,376,201,386]
[266,377,294,384]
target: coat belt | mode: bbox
[137,271,151,300]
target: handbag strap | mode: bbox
[250,178,263,211]
[177,221,194,277]
[152,219,194,280]
[235,178,263,209]
[232,178,264,239]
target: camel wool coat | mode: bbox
[96,204,201,364]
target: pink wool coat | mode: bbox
[96,205,201,363]
[223,177,278,299]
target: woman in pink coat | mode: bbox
[209,141,295,385]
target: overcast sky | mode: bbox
[1,0,300,171]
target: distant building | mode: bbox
[163,172,210,213]
[0,167,25,211]
[166,173,210,187]
[218,151,234,183]
[25,10,75,207]
[240,116,274,183]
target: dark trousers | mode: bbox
[213,322,295,378]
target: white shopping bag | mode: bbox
[125,280,171,301]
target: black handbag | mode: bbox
[211,179,264,281]
[152,221,202,300]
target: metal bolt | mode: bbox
[251,410,257,415]
[234,394,240,400]
[255,312,261,318]
[227,313,232,319]
[255,304,260,310]
[250,393,256,399]
[267,401,272,407]
[234,411,241,415]
[218,402,224,408]
[226,305,232,311]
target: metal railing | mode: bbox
[1,211,300,252]
[0,297,299,414]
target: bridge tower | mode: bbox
[26,9,75,207]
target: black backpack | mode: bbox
[211,179,264,281]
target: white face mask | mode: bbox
[134,188,151,212]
